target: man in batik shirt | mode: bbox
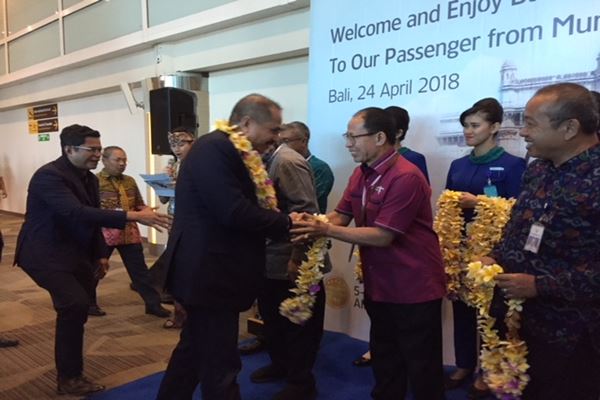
[486,83,600,400]
[92,146,170,318]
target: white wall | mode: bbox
[209,57,308,124]
[0,90,147,215]
[0,6,310,220]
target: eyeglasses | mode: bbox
[342,131,379,144]
[74,145,103,154]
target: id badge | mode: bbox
[483,184,498,197]
[524,222,545,253]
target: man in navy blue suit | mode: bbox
[156,94,292,400]
[14,124,170,396]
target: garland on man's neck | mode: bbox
[215,120,277,210]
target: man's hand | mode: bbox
[496,273,537,299]
[128,207,172,232]
[94,258,110,280]
[290,215,330,243]
[478,256,497,266]
[459,192,478,209]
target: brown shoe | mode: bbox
[57,376,105,396]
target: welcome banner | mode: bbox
[308,0,599,347]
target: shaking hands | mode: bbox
[289,212,330,243]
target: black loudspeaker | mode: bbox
[150,87,197,155]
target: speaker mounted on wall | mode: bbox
[149,87,197,155]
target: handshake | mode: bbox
[288,212,331,243]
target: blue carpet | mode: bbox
[89,331,474,399]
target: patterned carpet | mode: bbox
[0,212,252,400]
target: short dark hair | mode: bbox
[102,146,124,158]
[535,83,599,135]
[281,121,310,141]
[353,107,396,145]
[459,97,503,126]
[385,106,410,142]
[60,124,100,150]
[229,93,282,125]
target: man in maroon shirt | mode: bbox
[293,107,446,400]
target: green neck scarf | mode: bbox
[397,146,411,155]
[469,146,505,165]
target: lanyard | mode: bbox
[348,173,382,262]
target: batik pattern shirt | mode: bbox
[97,170,145,245]
[491,144,600,352]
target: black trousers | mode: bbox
[365,298,444,400]
[156,306,241,400]
[24,266,93,380]
[522,330,600,400]
[92,243,161,307]
[451,299,478,370]
[258,279,325,388]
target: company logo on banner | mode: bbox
[308,0,599,341]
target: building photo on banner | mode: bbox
[308,0,600,353]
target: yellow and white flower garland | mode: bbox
[433,190,515,304]
[353,248,363,284]
[467,261,529,399]
[434,190,528,398]
[279,214,330,324]
[215,120,278,210]
[433,190,464,299]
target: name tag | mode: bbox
[524,222,545,253]
[483,184,498,197]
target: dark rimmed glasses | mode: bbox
[342,131,379,144]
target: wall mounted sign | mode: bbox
[28,104,59,134]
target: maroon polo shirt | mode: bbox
[336,149,446,304]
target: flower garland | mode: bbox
[433,190,464,299]
[434,190,527,398]
[215,120,278,210]
[280,214,330,324]
[466,261,529,399]
[353,248,363,284]
[433,190,515,304]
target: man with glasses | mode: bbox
[91,146,170,318]
[14,124,171,396]
[292,107,446,400]
[279,122,334,214]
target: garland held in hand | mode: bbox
[433,190,515,304]
[279,214,330,324]
[466,261,529,399]
[215,120,278,210]
[353,248,363,284]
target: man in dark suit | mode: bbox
[14,124,170,396]
[156,94,292,400]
